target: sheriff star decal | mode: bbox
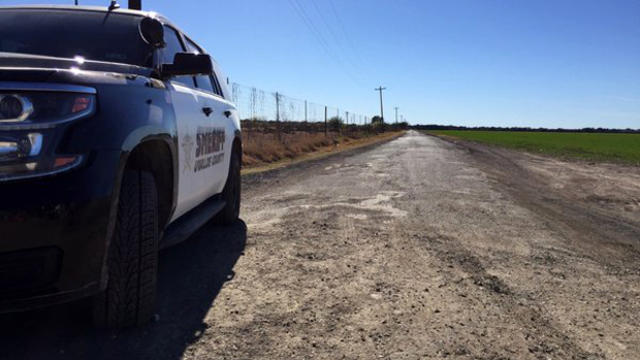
[182,132,195,173]
[182,127,226,174]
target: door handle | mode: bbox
[224,110,232,118]
[202,107,213,117]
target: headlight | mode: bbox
[0,86,95,181]
[0,92,95,128]
[0,94,33,121]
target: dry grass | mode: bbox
[241,129,402,170]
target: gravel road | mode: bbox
[2,130,639,360]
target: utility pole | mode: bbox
[304,100,308,122]
[394,107,399,124]
[374,86,386,123]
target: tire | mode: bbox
[214,149,241,225]
[93,170,159,329]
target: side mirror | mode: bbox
[161,53,213,77]
[139,17,165,48]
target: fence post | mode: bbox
[345,111,349,135]
[275,92,281,141]
[324,106,328,137]
[275,92,280,122]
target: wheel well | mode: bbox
[125,140,174,230]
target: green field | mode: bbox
[428,130,640,165]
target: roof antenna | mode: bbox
[108,1,120,10]
[128,0,142,10]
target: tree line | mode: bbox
[411,125,640,134]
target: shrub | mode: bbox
[328,116,343,131]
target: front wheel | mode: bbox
[93,170,159,329]
[214,150,241,225]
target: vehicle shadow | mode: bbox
[0,220,247,360]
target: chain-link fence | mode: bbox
[231,82,371,130]
[231,82,409,167]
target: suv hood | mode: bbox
[0,52,156,87]
[0,52,152,77]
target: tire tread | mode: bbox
[93,170,159,329]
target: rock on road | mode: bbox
[2,131,639,360]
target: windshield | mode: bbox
[0,9,153,67]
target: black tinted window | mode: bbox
[163,26,194,88]
[183,38,219,95]
[196,76,216,94]
[162,27,184,64]
[0,9,153,67]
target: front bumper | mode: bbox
[0,150,121,313]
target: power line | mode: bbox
[286,0,365,88]
[327,0,366,67]
[287,0,331,53]
[309,0,344,52]
[308,0,362,74]
[298,0,366,87]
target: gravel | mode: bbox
[1,130,638,360]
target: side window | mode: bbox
[162,26,195,88]
[183,37,222,96]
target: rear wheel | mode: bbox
[93,170,159,329]
[214,149,241,225]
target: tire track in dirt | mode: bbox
[415,134,640,359]
[385,133,608,359]
[451,138,640,272]
[416,231,604,360]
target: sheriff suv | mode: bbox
[0,5,242,328]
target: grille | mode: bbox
[0,246,62,299]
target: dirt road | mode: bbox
[2,131,639,359]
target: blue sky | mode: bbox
[10,0,640,128]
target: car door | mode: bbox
[163,26,214,221]
[183,37,235,195]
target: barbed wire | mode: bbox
[231,82,371,125]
